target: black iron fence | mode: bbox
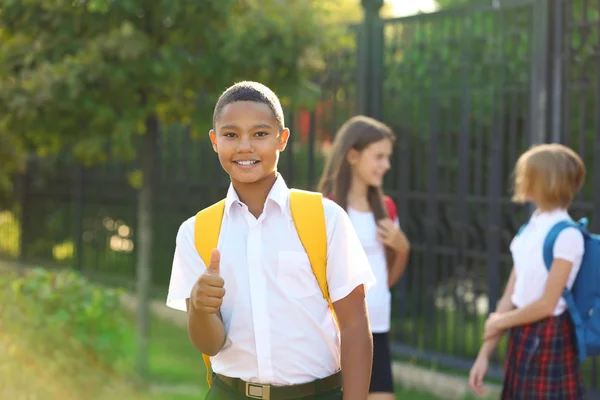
[1,0,599,392]
[373,0,600,391]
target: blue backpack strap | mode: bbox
[542,220,587,359]
[542,220,579,269]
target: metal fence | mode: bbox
[1,0,599,392]
[370,0,600,391]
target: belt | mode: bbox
[214,370,342,399]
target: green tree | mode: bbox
[0,132,23,195]
[435,0,487,8]
[0,0,336,378]
[322,0,395,23]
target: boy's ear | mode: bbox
[279,128,290,152]
[346,149,360,165]
[209,130,218,153]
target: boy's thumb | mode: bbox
[208,248,220,274]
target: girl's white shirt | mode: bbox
[347,207,400,333]
[510,208,584,316]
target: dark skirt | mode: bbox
[369,332,394,393]
[501,312,586,400]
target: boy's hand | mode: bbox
[377,218,409,253]
[191,249,225,314]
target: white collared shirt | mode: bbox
[166,175,375,385]
[510,208,584,316]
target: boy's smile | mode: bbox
[210,101,289,187]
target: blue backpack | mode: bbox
[527,218,600,361]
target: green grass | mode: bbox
[0,261,473,400]
[146,320,207,398]
[393,386,441,400]
[140,313,443,400]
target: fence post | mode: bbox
[358,0,384,119]
[72,164,84,271]
[547,0,563,144]
[18,156,32,270]
[307,111,316,189]
[529,0,551,145]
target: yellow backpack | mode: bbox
[193,189,337,386]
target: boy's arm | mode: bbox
[186,248,227,356]
[186,300,226,356]
[322,200,376,398]
[333,285,372,399]
[166,220,226,355]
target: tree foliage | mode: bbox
[0,0,335,165]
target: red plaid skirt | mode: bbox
[502,312,585,399]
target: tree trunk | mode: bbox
[135,113,159,379]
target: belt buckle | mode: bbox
[246,382,271,399]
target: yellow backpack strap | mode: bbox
[193,199,226,387]
[289,190,336,323]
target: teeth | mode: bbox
[236,160,257,166]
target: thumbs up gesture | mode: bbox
[191,249,225,314]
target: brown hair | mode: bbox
[512,143,585,211]
[317,116,396,265]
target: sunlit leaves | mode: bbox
[0,0,343,187]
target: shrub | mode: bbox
[0,268,135,399]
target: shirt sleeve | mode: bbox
[323,199,376,303]
[553,227,584,263]
[166,216,206,312]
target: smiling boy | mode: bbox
[167,81,375,399]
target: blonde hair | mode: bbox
[512,143,585,210]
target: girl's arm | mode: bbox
[388,237,410,287]
[476,268,517,359]
[489,259,573,335]
[376,218,410,287]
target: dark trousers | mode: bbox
[205,375,343,400]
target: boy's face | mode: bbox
[210,101,289,186]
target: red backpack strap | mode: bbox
[383,195,397,222]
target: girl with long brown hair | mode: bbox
[318,115,410,399]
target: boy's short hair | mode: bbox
[512,143,585,210]
[213,81,285,131]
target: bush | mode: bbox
[0,268,135,399]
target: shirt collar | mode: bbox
[529,208,570,227]
[224,173,289,216]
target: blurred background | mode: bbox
[0,0,599,399]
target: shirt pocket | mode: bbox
[277,250,321,298]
